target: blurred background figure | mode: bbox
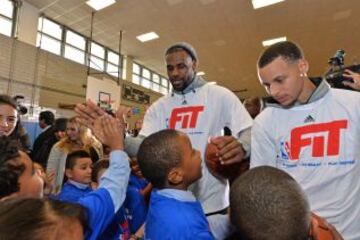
[243,97,263,119]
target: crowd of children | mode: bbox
[1,40,359,240]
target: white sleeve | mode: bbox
[250,120,277,168]
[222,89,253,137]
[139,103,162,137]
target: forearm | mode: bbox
[99,150,130,212]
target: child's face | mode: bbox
[0,104,17,137]
[67,158,93,184]
[17,151,44,198]
[178,134,202,185]
[130,157,143,178]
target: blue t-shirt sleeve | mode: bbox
[99,150,130,212]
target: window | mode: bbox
[141,68,151,89]
[152,74,160,92]
[107,51,121,77]
[64,30,86,64]
[37,17,62,55]
[0,0,14,37]
[132,62,169,94]
[161,77,169,88]
[35,16,123,77]
[89,42,105,71]
[132,63,141,84]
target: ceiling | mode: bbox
[24,0,360,98]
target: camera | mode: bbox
[13,95,28,115]
[324,50,360,90]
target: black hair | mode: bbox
[0,137,25,199]
[258,41,304,68]
[65,150,91,170]
[0,94,17,109]
[91,159,109,183]
[137,129,182,189]
[0,198,88,240]
[54,118,68,132]
[39,111,55,126]
[230,166,310,240]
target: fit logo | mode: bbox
[169,106,204,129]
[288,120,348,160]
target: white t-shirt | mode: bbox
[140,83,253,213]
[251,88,360,240]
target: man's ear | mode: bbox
[192,60,197,71]
[298,59,309,75]
[167,167,184,186]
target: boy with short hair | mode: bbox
[230,166,343,240]
[137,129,214,239]
[57,150,93,202]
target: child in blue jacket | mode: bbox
[137,129,214,240]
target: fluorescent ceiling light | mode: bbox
[86,0,116,11]
[252,0,285,9]
[197,71,205,76]
[262,36,287,47]
[136,32,159,42]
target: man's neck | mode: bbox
[298,77,317,104]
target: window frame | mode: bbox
[0,0,17,37]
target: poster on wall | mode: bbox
[86,76,121,111]
[122,84,150,104]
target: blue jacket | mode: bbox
[124,174,149,233]
[145,189,214,240]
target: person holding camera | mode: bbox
[343,69,360,90]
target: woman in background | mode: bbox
[46,117,102,195]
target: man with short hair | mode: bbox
[251,41,360,240]
[38,111,55,130]
[31,116,67,168]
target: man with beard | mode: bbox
[76,42,252,239]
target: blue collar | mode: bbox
[156,189,197,202]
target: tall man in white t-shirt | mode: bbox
[251,41,360,240]
[76,42,253,239]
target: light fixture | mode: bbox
[252,0,285,9]
[86,0,116,11]
[136,32,159,42]
[262,36,287,47]
[196,71,205,76]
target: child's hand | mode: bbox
[101,115,125,151]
